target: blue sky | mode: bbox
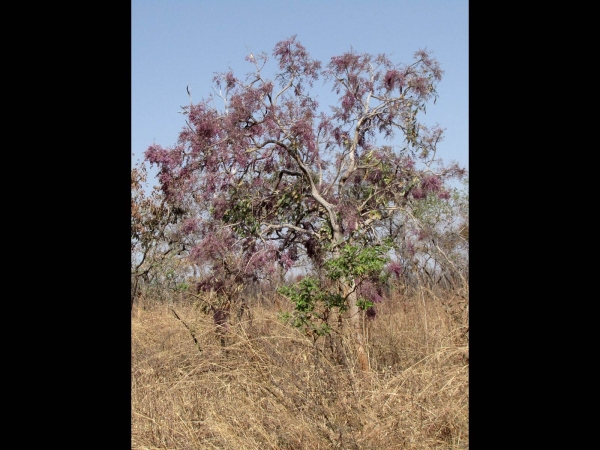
[132,0,468,185]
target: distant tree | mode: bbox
[131,159,185,309]
[387,177,469,291]
[145,36,465,370]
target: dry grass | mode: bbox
[132,289,468,449]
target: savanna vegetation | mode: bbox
[132,36,468,449]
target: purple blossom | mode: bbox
[406,240,416,256]
[366,306,377,320]
[387,261,402,278]
[359,279,384,303]
[417,229,430,241]
[437,190,450,200]
[225,71,237,89]
[421,174,443,192]
[280,253,294,271]
[411,187,425,199]
[181,218,199,234]
[383,69,405,92]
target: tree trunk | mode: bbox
[131,276,138,312]
[331,229,369,371]
[344,280,369,371]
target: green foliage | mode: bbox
[324,242,391,281]
[356,297,374,311]
[278,276,345,337]
[223,199,260,236]
[279,241,391,336]
[175,282,189,292]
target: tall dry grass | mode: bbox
[132,288,468,449]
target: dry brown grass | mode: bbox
[132,288,468,449]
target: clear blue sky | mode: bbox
[132,0,468,184]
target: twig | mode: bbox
[170,307,202,353]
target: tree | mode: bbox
[131,159,185,310]
[387,176,469,291]
[145,36,465,370]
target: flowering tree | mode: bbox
[145,36,465,370]
[131,159,181,309]
[390,177,469,291]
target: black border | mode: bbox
[29,6,133,445]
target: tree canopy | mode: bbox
[143,36,466,369]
